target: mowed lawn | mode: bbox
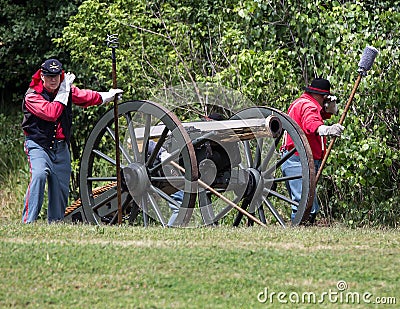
[0,223,399,308]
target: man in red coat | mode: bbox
[281,78,344,224]
[21,58,123,223]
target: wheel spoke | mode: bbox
[262,196,286,228]
[233,198,250,227]
[262,147,296,177]
[260,135,281,171]
[125,112,141,160]
[257,205,266,224]
[198,189,217,225]
[148,149,181,174]
[150,176,185,182]
[140,195,149,227]
[91,189,118,211]
[211,195,242,222]
[150,185,182,207]
[146,126,169,167]
[242,140,254,167]
[263,187,299,207]
[254,138,263,168]
[263,174,303,184]
[146,192,167,227]
[140,114,151,164]
[106,126,133,164]
[128,201,141,224]
[107,211,119,225]
[92,149,119,167]
[87,176,117,182]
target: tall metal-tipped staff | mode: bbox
[315,46,379,183]
[107,34,123,224]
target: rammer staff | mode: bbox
[107,34,123,224]
[315,46,379,183]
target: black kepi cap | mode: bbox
[41,59,62,76]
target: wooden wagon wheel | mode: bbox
[199,106,315,227]
[78,100,198,226]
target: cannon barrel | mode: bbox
[132,115,282,143]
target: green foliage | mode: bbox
[0,113,29,221]
[0,113,26,177]
[1,0,399,226]
[0,0,83,109]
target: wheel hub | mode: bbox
[247,168,265,213]
[244,168,263,199]
[122,162,150,196]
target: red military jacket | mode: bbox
[283,93,330,160]
[22,69,102,147]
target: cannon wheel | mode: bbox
[79,100,198,226]
[203,106,315,227]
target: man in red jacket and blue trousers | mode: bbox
[281,78,344,224]
[21,58,123,223]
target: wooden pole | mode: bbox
[170,161,268,228]
[107,34,123,225]
[315,74,362,184]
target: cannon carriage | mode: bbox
[64,96,316,228]
[62,45,380,228]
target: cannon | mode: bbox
[64,97,316,228]
[63,44,378,228]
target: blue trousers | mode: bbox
[168,190,183,226]
[281,153,321,221]
[22,139,71,223]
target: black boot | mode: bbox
[308,213,317,225]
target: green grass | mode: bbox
[1,112,399,307]
[1,223,399,308]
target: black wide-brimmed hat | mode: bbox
[304,78,331,95]
[41,58,62,76]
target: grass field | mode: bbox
[0,222,399,308]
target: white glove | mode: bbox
[64,72,76,88]
[318,124,345,137]
[99,88,124,104]
[55,72,76,106]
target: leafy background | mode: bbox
[0,0,398,226]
